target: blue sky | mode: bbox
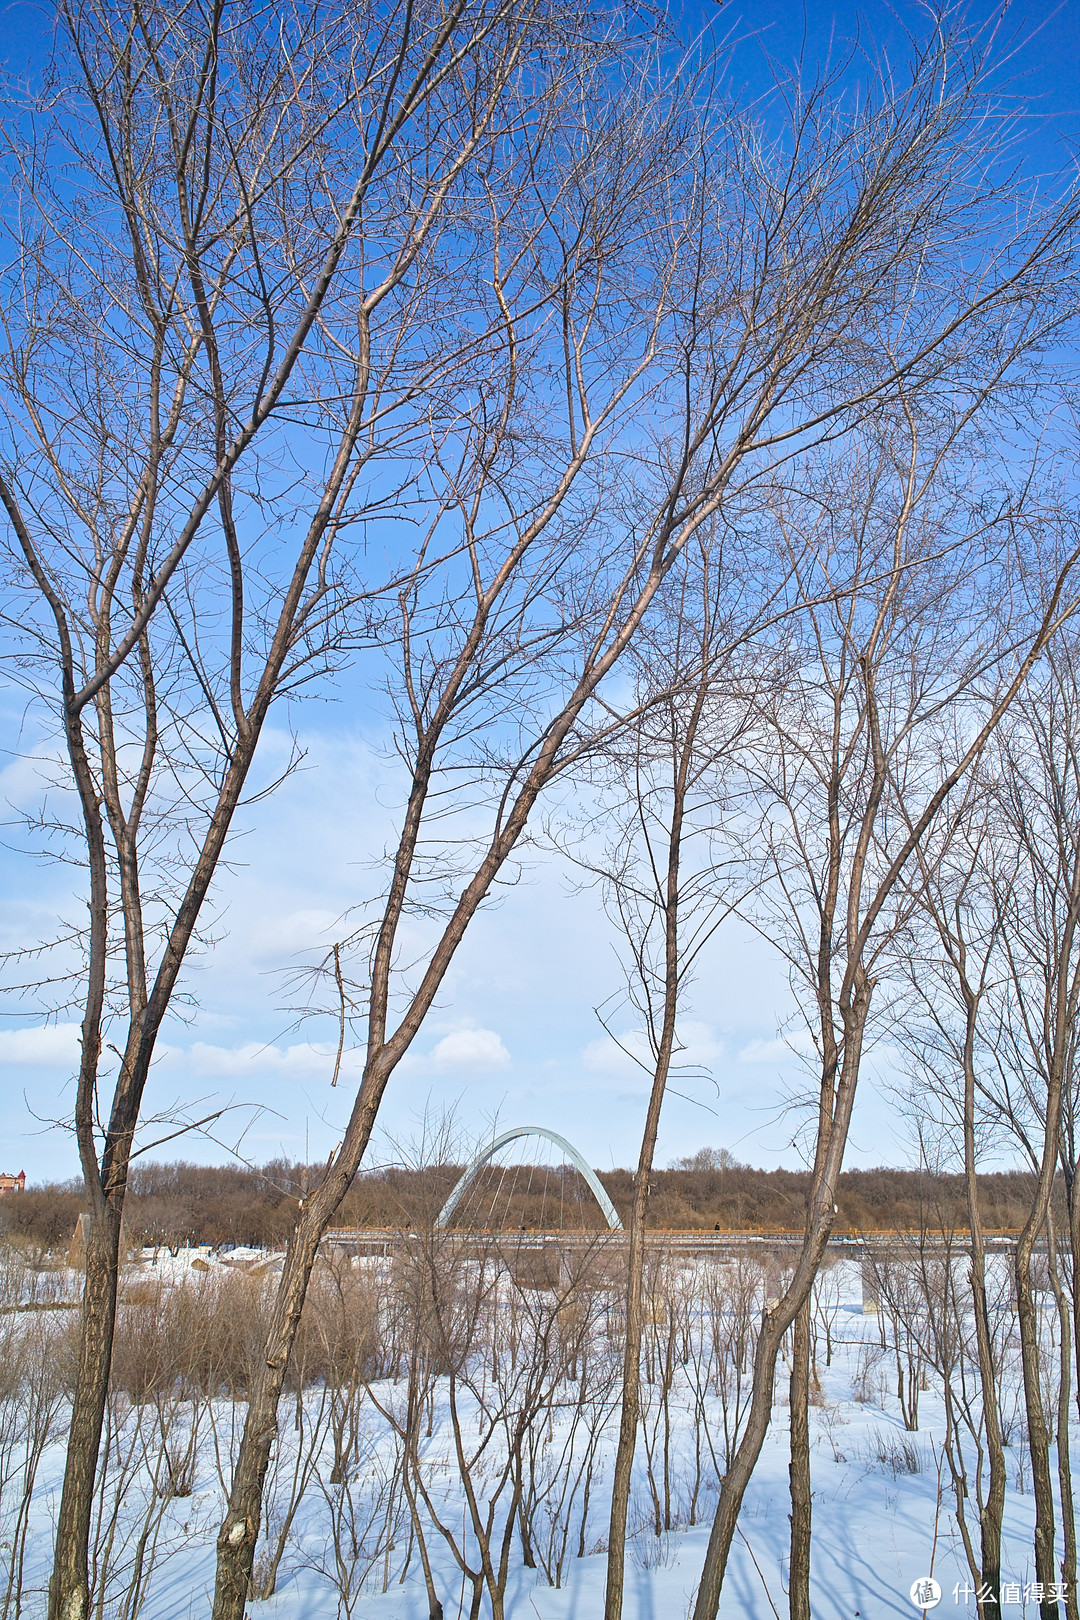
[1,0,1075,1185]
[0,699,923,1183]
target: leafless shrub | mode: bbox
[248,1545,279,1604]
[110,1271,272,1400]
[307,1428,407,1616]
[0,1311,70,1615]
[628,1500,677,1572]
[851,1342,887,1406]
[868,1429,923,1478]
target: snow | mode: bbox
[4,1253,1068,1618]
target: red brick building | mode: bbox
[0,1171,26,1195]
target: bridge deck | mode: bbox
[321,1227,1022,1258]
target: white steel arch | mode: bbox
[435,1125,624,1231]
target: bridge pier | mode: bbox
[861,1257,880,1314]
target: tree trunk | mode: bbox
[1070,1170,1080,1431]
[402,1384,445,1620]
[48,1204,122,1620]
[969,1262,1006,1620]
[604,1177,649,1620]
[212,1209,327,1619]
[1047,1224,1079,1620]
[693,993,870,1620]
[963,995,1005,1620]
[692,1303,789,1620]
[603,682,700,1619]
[1015,1239,1060,1620]
[787,1299,812,1620]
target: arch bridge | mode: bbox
[435,1125,623,1232]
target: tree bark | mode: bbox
[603,661,709,1619]
[48,1206,122,1620]
[212,1194,334,1618]
[1015,1236,1059,1620]
[603,1175,649,1620]
[692,969,872,1620]
[1046,1219,1079,1620]
[961,967,1005,1620]
[787,1299,812,1620]
[1010,818,1080,1620]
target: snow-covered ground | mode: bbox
[1,1249,1069,1618]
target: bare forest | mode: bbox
[3,2,1080,1617]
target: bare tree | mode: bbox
[897,775,1020,1619]
[944,654,1080,1620]
[0,3,584,1616]
[692,389,1080,1619]
[4,9,1078,1620]
[998,661,1080,1620]
[555,535,755,1620]
[221,13,1080,1612]
[193,26,1062,1614]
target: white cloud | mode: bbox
[0,744,71,809]
[430,1028,510,1069]
[582,1020,723,1078]
[676,1021,725,1067]
[738,1033,815,1066]
[0,1024,80,1067]
[180,1038,360,1083]
[241,908,341,963]
[581,1031,650,1077]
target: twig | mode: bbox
[735,1525,782,1620]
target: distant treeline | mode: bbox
[0,1157,1046,1251]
